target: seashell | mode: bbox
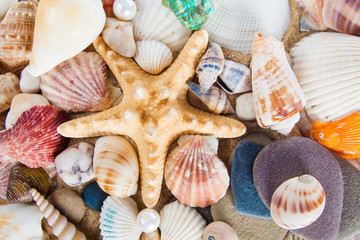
[252,33,305,135]
[196,42,224,91]
[5,93,50,129]
[290,32,360,122]
[0,105,69,168]
[141,230,160,240]
[7,163,51,203]
[165,135,229,207]
[295,0,326,30]
[270,175,326,230]
[0,161,16,199]
[40,51,121,112]
[0,0,37,76]
[187,81,235,114]
[134,40,173,75]
[102,0,116,17]
[160,200,206,240]
[137,208,161,233]
[161,0,218,30]
[27,0,106,77]
[100,196,142,240]
[131,0,192,53]
[94,136,139,197]
[102,17,136,58]
[203,221,239,240]
[19,65,40,93]
[218,60,251,94]
[113,0,137,21]
[202,0,290,53]
[30,188,86,240]
[0,0,17,20]
[283,231,307,240]
[343,158,360,172]
[0,72,20,113]
[235,92,256,121]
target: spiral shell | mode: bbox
[218,60,251,94]
[203,221,239,240]
[0,72,20,113]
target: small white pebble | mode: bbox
[236,92,256,121]
[20,66,40,93]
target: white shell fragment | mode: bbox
[218,60,251,94]
[0,73,20,113]
[136,208,161,233]
[20,66,41,93]
[235,92,256,121]
[113,0,137,21]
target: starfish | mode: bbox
[58,30,246,208]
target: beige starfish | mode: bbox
[58,30,246,208]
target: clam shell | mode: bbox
[0,0,17,20]
[165,135,229,207]
[218,60,251,94]
[202,0,290,53]
[94,136,139,197]
[131,0,192,53]
[0,72,20,113]
[134,40,173,75]
[270,175,326,230]
[160,200,206,240]
[27,0,106,77]
[203,221,239,240]
[0,162,16,199]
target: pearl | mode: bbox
[136,208,160,233]
[113,0,136,21]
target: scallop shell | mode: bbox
[100,196,142,240]
[40,51,121,112]
[252,33,305,135]
[102,0,116,17]
[218,60,251,94]
[295,0,326,30]
[131,0,192,53]
[0,72,20,113]
[27,0,106,77]
[94,136,139,198]
[160,200,206,240]
[203,221,239,240]
[0,105,69,168]
[0,0,17,20]
[202,0,290,53]
[270,175,326,230]
[30,188,86,240]
[0,162,16,199]
[134,40,173,75]
[165,135,229,207]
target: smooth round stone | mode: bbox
[113,0,136,21]
[235,92,256,121]
[82,181,109,211]
[136,208,160,233]
[19,66,40,93]
[253,137,344,240]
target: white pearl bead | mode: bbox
[136,208,160,233]
[113,0,137,21]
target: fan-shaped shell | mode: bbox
[202,0,290,53]
[270,175,326,230]
[160,200,206,240]
[94,136,139,197]
[203,221,239,240]
[0,72,20,113]
[218,60,251,94]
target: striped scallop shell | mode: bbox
[295,0,326,30]
[270,175,326,230]
[94,136,139,198]
[0,72,20,113]
[160,200,206,240]
[202,0,290,53]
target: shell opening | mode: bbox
[298,174,314,184]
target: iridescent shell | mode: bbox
[218,60,251,94]
[0,105,68,168]
[270,175,326,230]
[0,162,16,199]
[94,136,139,197]
[0,72,20,113]
[102,0,116,17]
[203,221,239,240]
[165,135,229,207]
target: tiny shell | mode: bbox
[270,175,326,230]
[19,65,41,93]
[0,162,16,199]
[0,72,20,113]
[218,60,251,94]
[235,92,256,121]
[203,221,239,240]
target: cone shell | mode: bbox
[270,175,326,230]
[0,162,16,199]
[203,221,239,240]
[94,136,139,197]
[165,135,229,207]
[0,72,20,113]
[134,40,173,75]
[100,196,142,240]
[160,200,206,240]
[0,105,69,168]
[218,60,251,94]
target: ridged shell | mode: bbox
[6,163,51,203]
[202,0,290,53]
[131,0,192,53]
[0,72,20,113]
[252,34,305,135]
[295,0,326,30]
[218,60,251,94]
[0,105,69,168]
[0,0,17,20]
[40,51,120,113]
[290,32,360,122]
[203,221,239,240]
[159,200,206,240]
[0,0,37,76]
[270,175,326,230]
[94,136,139,197]
[102,0,116,17]
[27,0,106,77]
[165,135,229,207]
[134,40,173,75]
[0,161,16,199]
[100,196,142,240]
[30,188,86,240]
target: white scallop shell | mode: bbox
[202,0,290,53]
[0,73,20,113]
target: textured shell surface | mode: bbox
[218,59,251,94]
[290,32,360,122]
[203,221,239,240]
[165,135,229,207]
[202,0,290,53]
[270,175,326,230]
[0,72,20,113]
[0,161,16,199]
[160,200,206,240]
[283,231,307,240]
[134,40,173,75]
[94,136,139,198]
[131,0,192,53]
[100,196,142,240]
[0,0,17,20]
[295,0,326,30]
[27,0,106,77]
